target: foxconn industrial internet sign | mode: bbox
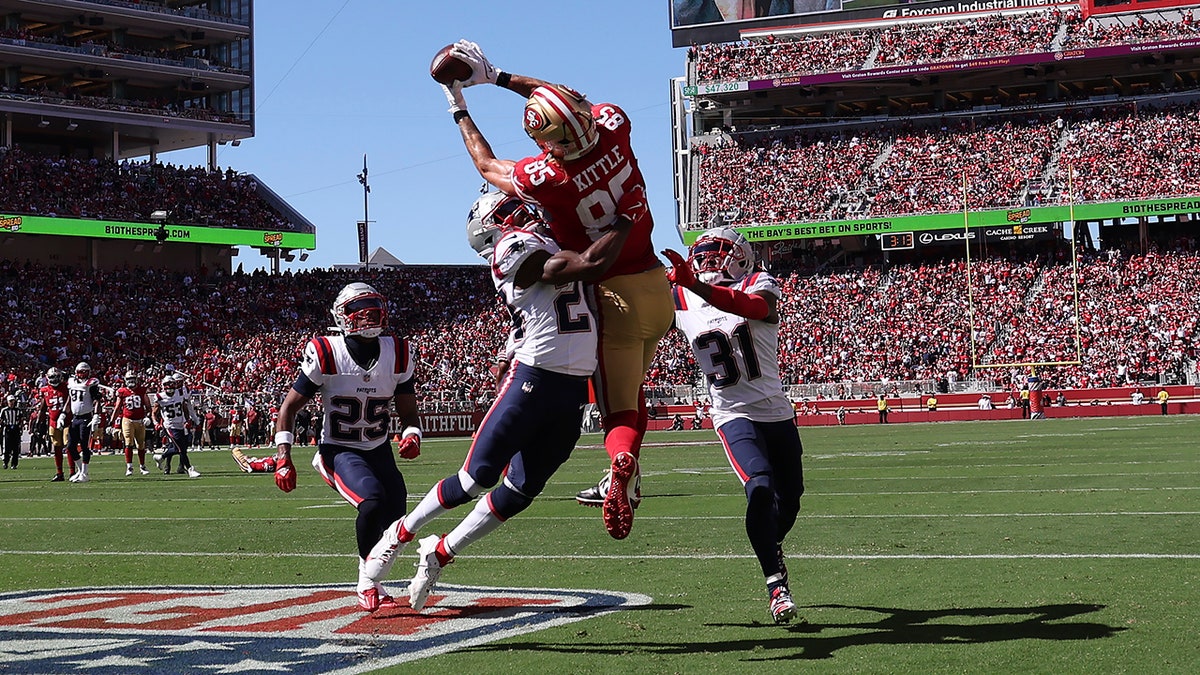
[0,584,650,673]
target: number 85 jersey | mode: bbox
[300,335,415,451]
[673,271,794,428]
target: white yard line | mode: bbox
[0,549,1196,560]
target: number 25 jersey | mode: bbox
[301,335,414,451]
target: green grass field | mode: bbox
[2,415,1199,673]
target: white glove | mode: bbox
[443,82,467,115]
[88,415,102,431]
[451,40,498,88]
[55,415,66,430]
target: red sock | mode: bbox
[125,447,133,463]
[632,390,648,456]
[434,538,455,566]
[54,448,64,474]
[398,523,415,544]
[603,410,641,462]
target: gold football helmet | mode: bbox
[523,84,598,162]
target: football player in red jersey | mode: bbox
[439,40,674,540]
[38,367,73,481]
[109,370,152,476]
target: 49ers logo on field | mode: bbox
[0,584,650,673]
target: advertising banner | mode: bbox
[686,196,1200,245]
[0,214,315,249]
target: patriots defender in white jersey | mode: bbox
[152,375,201,477]
[663,226,805,625]
[64,362,103,482]
[271,282,423,613]
[362,190,636,612]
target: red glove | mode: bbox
[396,434,421,460]
[274,452,296,492]
[617,185,649,226]
[661,248,697,289]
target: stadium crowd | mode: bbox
[0,146,294,230]
[692,6,1199,83]
[2,239,1197,419]
[694,100,1200,227]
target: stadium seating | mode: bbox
[3,245,1196,414]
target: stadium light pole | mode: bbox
[357,154,370,271]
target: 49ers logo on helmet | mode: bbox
[525,108,546,130]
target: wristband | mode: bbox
[274,431,294,445]
[401,426,422,441]
[452,110,470,123]
[495,71,511,89]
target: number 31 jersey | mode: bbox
[301,335,414,451]
[673,271,794,428]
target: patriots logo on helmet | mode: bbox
[525,108,545,130]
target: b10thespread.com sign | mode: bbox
[0,214,316,249]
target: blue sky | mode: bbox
[164,1,689,270]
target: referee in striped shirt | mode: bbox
[1,395,24,469]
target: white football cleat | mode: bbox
[769,586,798,624]
[139,466,150,475]
[187,467,201,478]
[363,518,409,582]
[71,472,89,483]
[125,467,133,477]
[408,535,447,611]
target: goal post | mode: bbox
[962,169,1085,372]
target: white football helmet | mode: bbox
[46,367,64,386]
[75,361,92,380]
[161,375,177,393]
[688,227,755,286]
[124,370,140,388]
[332,282,387,338]
[523,84,598,161]
[466,191,536,258]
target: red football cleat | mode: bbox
[602,452,639,540]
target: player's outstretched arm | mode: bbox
[442,84,517,195]
[662,249,778,323]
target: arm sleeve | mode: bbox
[292,372,320,399]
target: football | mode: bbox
[430,44,472,85]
